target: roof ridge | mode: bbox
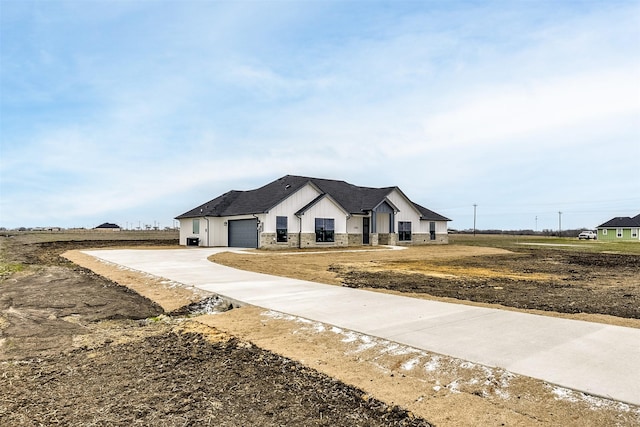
[176,175,449,221]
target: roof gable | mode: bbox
[295,193,349,216]
[373,199,398,213]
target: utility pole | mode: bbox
[535,216,538,232]
[473,204,477,237]
[558,211,562,237]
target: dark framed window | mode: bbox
[398,221,412,241]
[315,218,335,242]
[276,216,288,242]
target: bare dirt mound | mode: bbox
[0,266,163,360]
[2,326,430,427]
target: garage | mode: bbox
[228,219,258,248]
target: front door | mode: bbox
[362,217,370,244]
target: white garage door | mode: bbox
[228,219,258,248]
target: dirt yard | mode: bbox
[1,233,639,426]
[1,234,430,426]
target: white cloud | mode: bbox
[422,66,640,150]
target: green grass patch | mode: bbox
[449,234,640,255]
[0,262,25,279]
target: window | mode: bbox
[315,218,335,242]
[192,219,200,234]
[276,216,288,242]
[632,229,638,238]
[617,228,623,238]
[603,229,607,235]
[398,221,412,241]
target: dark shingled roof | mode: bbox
[413,202,452,221]
[597,213,640,228]
[95,222,120,229]
[176,175,450,221]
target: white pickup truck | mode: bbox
[578,230,597,240]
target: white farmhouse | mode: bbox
[175,175,450,248]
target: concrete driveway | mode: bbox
[83,247,640,406]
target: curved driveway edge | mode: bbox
[82,248,640,406]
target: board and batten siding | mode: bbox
[347,215,365,233]
[387,189,439,234]
[262,183,322,233]
[179,218,212,246]
[416,219,448,234]
[298,197,348,233]
[179,215,267,247]
[386,190,422,222]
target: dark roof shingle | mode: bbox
[598,214,640,228]
[176,175,450,221]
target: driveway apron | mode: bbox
[83,248,640,406]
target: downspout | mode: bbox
[346,214,351,245]
[204,217,210,247]
[252,214,261,248]
[296,214,302,249]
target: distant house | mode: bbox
[175,175,450,248]
[94,222,121,231]
[596,214,640,241]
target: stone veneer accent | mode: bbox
[412,233,449,244]
[260,233,349,249]
[259,232,447,249]
[377,233,397,246]
[370,233,379,246]
[259,232,299,249]
[348,233,364,246]
[299,233,348,248]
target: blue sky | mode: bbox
[1,0,639,231]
